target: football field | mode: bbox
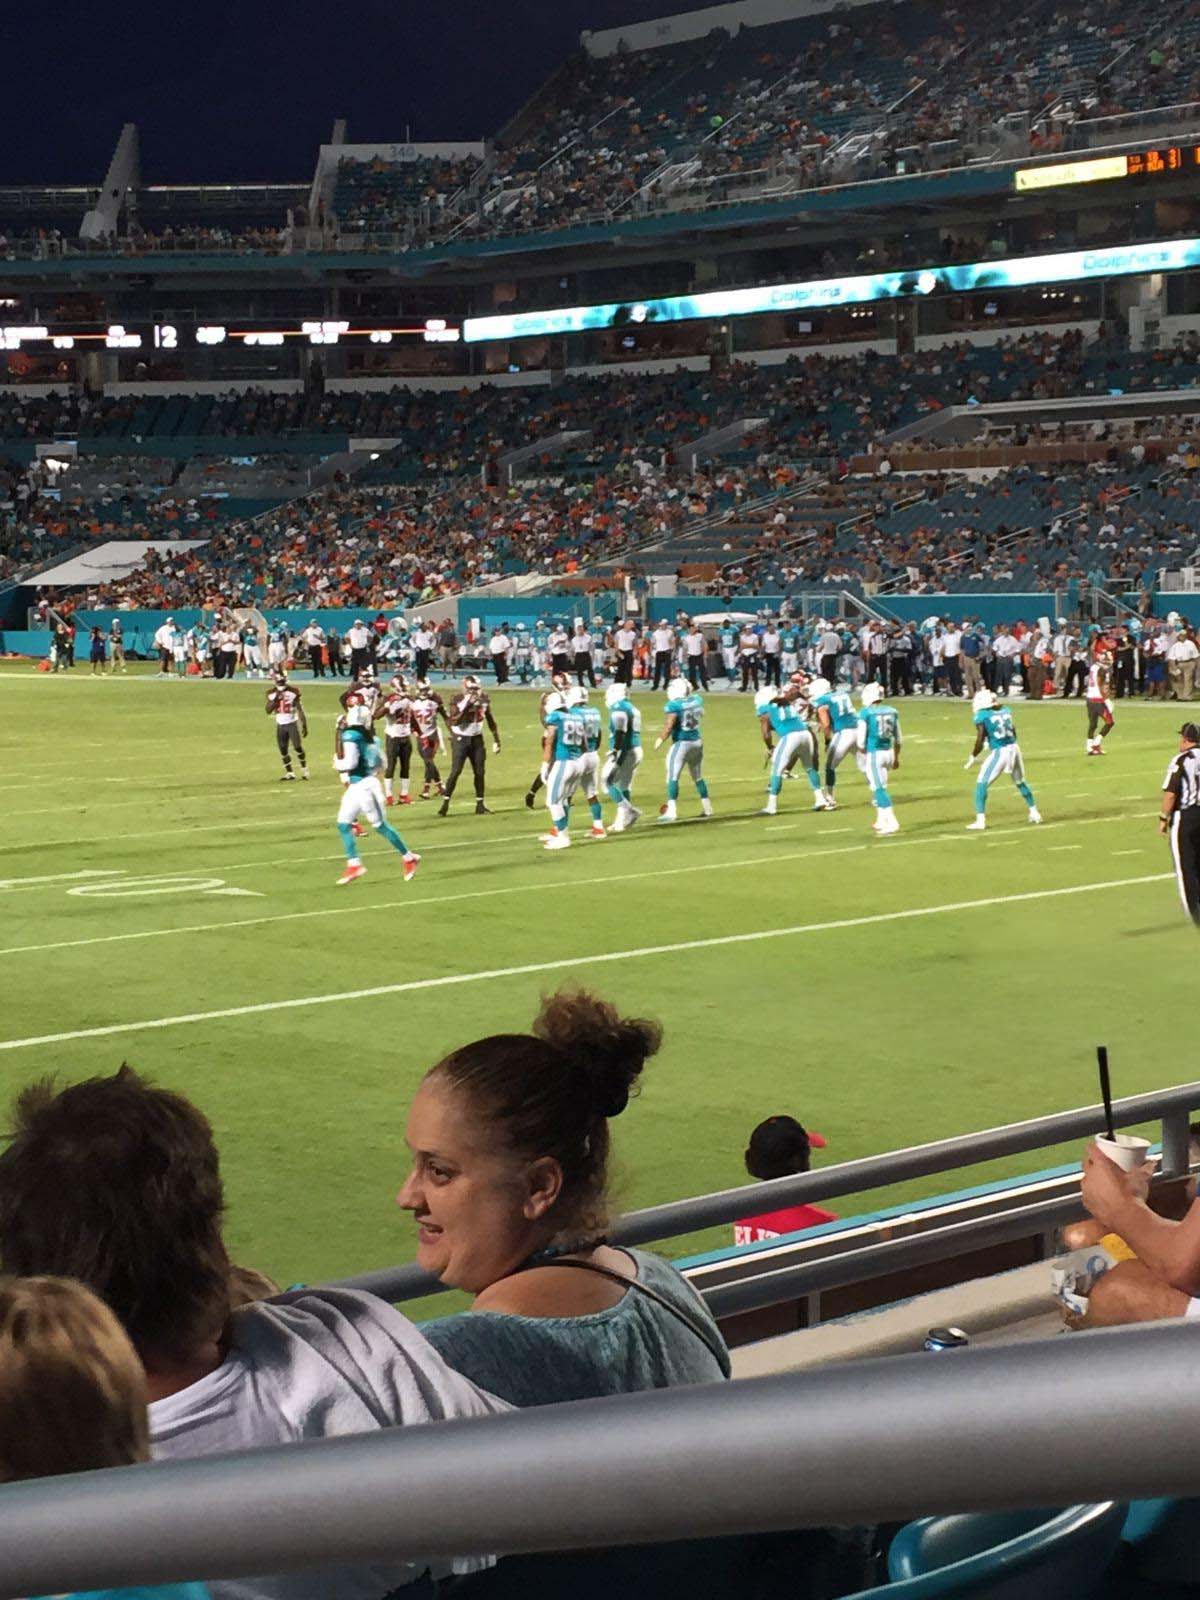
[0,661,1194,1311]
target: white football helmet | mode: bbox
[565,684,587,707]
[753,687,775,712]
[806,677,831,700]
[859,682,884,707]
[543,691,565,716]
[604,683,625,708]
[345,704,372,729]
[668,677,691,700]
[972,689,998,713]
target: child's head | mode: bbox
[0,1276,149,1482]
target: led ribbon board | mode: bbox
[463,236,1200,344]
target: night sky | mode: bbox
[5,0,671,186]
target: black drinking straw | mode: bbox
[1097,1045,1117,1143]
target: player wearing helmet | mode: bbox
[807,676,859,808]
[755,685,830,816]
[525,673,572,808]
[378,675,414,804]
[963,689,1042,830]
[332,704,421,886]
[437,676,501,817]
[654,677,712,822]
[855,682,901,834]
[603,682,643,831]
[1085,648,1116,756]
[409,680,448,799]
[566,684,606,839]
[265,673,308,781]
[540,686,589,850]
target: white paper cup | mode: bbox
[1094,1133,1152,1172]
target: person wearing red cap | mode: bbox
[733,1116,837,1246]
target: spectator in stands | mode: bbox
[1063,1140,1200,1327]
[0,1067,508,1600]
[399,987,731,1407]
[734,1117,837,1246]
[0,1275,210,1599]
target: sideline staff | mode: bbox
[1160,722,1200,925]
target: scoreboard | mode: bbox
[1015,144,1200,193]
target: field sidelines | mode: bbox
[0,872,1171,1053]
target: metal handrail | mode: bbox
[1,1322,1199,1596]
[327,1078,1200,1305]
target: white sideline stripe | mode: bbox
[0,874,1172,1054]
[0,809,1148,953]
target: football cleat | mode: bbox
[524,791,536,809]
[966,819,987,831]
[475,801,492,815]
[543,832,571,850]
[351,821,366,837]
[386,795,395,806]
[337,862,367,886]
[624,805,641,828]
[437,800,450,817]
[403,852,421,882]
[589,823,607,839]
[1029,808,1043,824]
[399,794,413,805]
[279,773,296,782]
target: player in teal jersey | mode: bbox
[603,682,643,831]
[963,689,1042,830]
[855,682,902,834]
[807,676,860,808]
[779,624,801,682]
[654,676,712,822]
[570,685,608,840]
[718,619,739,683]
[540,690,589,850]
[532,622,552,681]
[754,686,830,815]
[332,706,421,886]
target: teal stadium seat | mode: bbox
[849,1503,1126,1598]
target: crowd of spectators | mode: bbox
[326,0,1200,245]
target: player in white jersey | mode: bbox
[1085,649,1116,756]
[266,673,309,781]
[377,674,415,805]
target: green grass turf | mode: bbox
[0,661,1194,1318]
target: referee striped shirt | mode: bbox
[1163,748,1200,810]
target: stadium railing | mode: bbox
[0,1322,1198,1595]
[328,1078,1200,1307]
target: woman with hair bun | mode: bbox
[398,987,730,1407]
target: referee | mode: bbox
[1160,722,1200,926]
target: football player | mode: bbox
[963,689,1042,830]
[654,676,712,822]
[266,672,308,781]
[438,676,501,817]
[333,705,420,887]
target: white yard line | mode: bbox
[0,873,1172,1053]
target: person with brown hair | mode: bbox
[399,987,730,1408]
[0,1274,210,1599]
[0,1066,508,1600]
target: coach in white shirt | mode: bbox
[572,621,596,687]
[302,620,326,679]
[941,624,964,697]
[489,625,513,685]
[651,623,675,689]
[153,618,174,677]
[1169,631,1200,701]
[684,623,709,689]
[614,620,638,685]
[759,624,782,688]
[992,626,1022,696]
[347,619,372,678]
[548,626,571,677]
